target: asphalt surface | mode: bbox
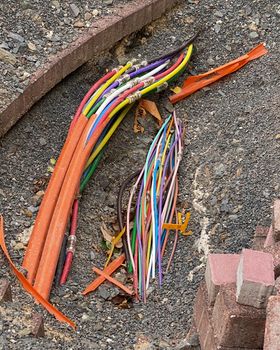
[0,0,280,349]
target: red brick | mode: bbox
[264,296,280,349]
[263,241,280,277]
[0,0,177,137]
[212,284,266,348]
[272,199,280,242]
[193,283,261,349]
[274,276,280,294]
[193,283,216,349]
[252,225,270,250]
[236,249,275,308]
[264,225,275,248]
[205,253,240,305]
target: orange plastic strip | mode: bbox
[82,254,125,295]
[93,267,133,295]
[169,43,268,104]
[34,115,108,300]
[0,216,76,330]
[22,114,88,283]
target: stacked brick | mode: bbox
[191,199,280,349]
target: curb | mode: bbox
[0,0,178,138]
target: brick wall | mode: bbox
[190,199,280,349]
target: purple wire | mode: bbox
[129,58,168,79]
[100,58,169,99]
[135,180,144,296]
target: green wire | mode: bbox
[80,150,104,192]
[87,99,104,119]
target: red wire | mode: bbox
[154,53,184,80]
[69,70,116,133]
[60,199,79,285]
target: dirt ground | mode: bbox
[0,1,280,349]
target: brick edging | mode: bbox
[0,0,179,137]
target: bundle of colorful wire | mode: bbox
[22,35,196,301]
[124,111,183,301]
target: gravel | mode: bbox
[0,0,133,113]
[0,0,280,349]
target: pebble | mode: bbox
[215,163,226,177]
[18,328,31,337]
[81,313,90,321]
[19,225,33,245]
[27,41,37,51]
[84,12,92,21]
[27,205,38,213]
[0,336,6,350]
[214,23,221,33]
[98,285,111,300]
[220,198,231,213]
[214,10,223,18]
[94,322,103,331]
[244,5,252,16]
[0,42,9,50]
[263,189,270,199]
[39,137,47,146]
[92,9,99,17]
[90,251,95,261]
[14,242,25,250]
[52,0,60,9]
[69,3,80,17]
[218,89,226,97]
[0,48,17,65]
[207,57,215,66]
[104,0,113,5]
[74,21,85,28]
[30,190,44,206]
[210,195,217,206]
[249,31,259,39]
[8,32,25,43]
[96,300,103,311]
[249,22,257,31]
[12,45,20,54]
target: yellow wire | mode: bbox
[83,62,132,116]
[104,227,126,267]
[84,45,193,164]
[102,45,193,128]
[156,133,172,193]
[140,44,193,96]
[85,103,134,169]
[146,226,153,270]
